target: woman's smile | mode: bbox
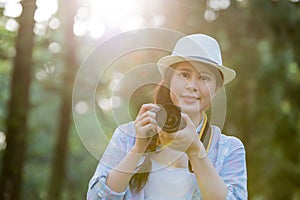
[180,95,200,104]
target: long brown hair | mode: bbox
[129,67,174,192]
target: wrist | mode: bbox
[186,140,205,157]
[131,145,147,154]
[187,146,207,160]
[187,148,208,173]
[188,150,208,160]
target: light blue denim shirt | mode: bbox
[87,121,247,200]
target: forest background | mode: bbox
[0,0,299,199]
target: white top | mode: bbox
[144,159,198,200]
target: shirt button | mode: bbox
[98,190,104,198]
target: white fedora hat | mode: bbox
[157,34,236,85]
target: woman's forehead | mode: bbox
[174,61,214,74]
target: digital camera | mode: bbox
[155,103,186,133]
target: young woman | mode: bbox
[87,34,247,200]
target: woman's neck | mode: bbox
[188,112,203,127]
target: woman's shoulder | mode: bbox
[212,125,245,149]
[116,121,135,132]
[113,121,136,140]
[108,121,136,149]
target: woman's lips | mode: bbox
[181,96,200,103]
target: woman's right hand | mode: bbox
[133,103,160,153]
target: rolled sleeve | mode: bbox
[226,185,244,200]
[87,171,126,200]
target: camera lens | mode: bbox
[155,103,186,133]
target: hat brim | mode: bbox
[157,55,236,85]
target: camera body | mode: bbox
[155,103,186,133]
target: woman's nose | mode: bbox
[186,77,198,91]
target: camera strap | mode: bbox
[198,113,212,152]
[188,113,213,173]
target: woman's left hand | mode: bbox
[158,113,204,155]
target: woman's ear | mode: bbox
[213,84,223,99]
[214,80,223,93]
[214,85,220,93]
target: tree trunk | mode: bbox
[0,0,36,199]
[47,1,78,199]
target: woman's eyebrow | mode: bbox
[198,71,213,76]
[175,67,214,76]
[175,67,192,72]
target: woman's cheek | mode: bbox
[170,89,179,106]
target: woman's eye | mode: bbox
[179,72,189,78]
[199,75,210,81]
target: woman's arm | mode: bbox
[158,112,228,199]
[105,146,145,192]
[87,104,159,199]
[106,103,159,192]
[189,135,247,200]
[87,124,136,199]
[188,148,228,200]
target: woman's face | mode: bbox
[169,61,219,117]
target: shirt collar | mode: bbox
[196,115,205,134]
